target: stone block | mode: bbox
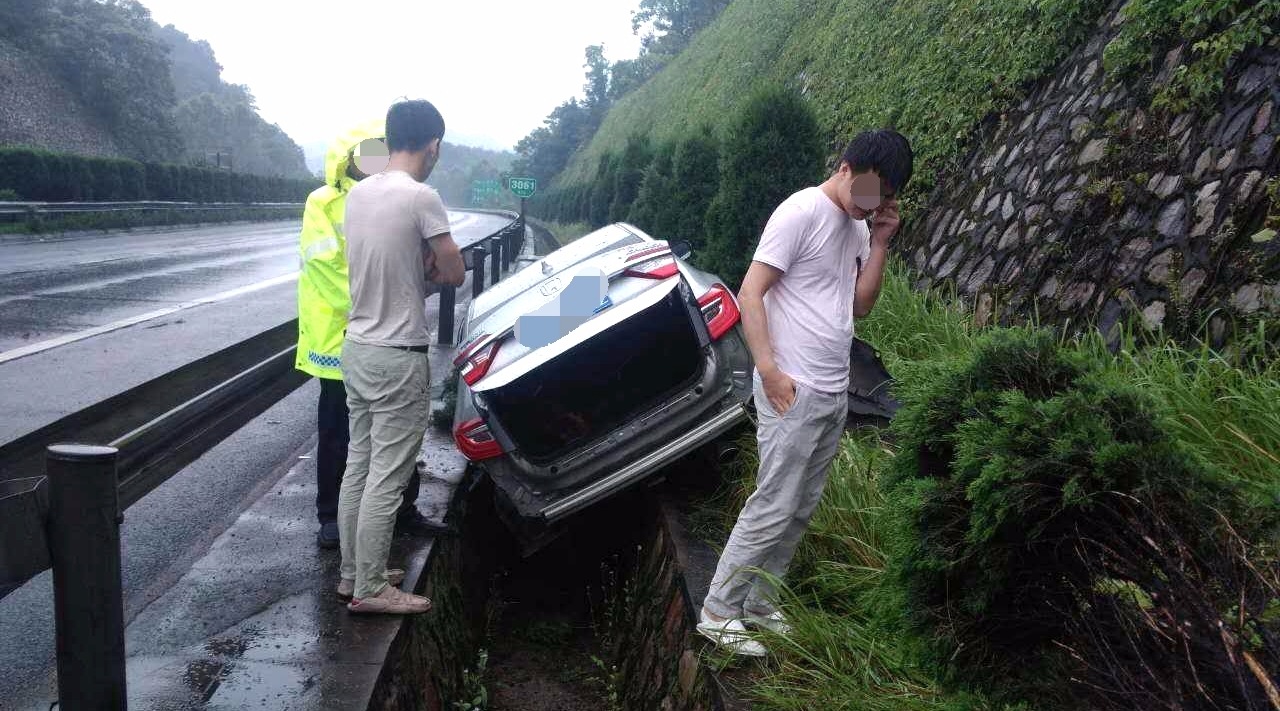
[1221,106,1256,146]
[971,187,987,214]
[1078,138,1109,165]
[1237,64,1270,96]
[1247,133,1274,165]
[1180,269,1206,301]
[1142,301,1166,330]
[1060,282,1096,310]
[1117,237,1152,280]
[999,223,1022,251]
[1038,276,1059,299]
[1252,101,1273,138]
[1002,193,1016,221]
[1054,190,1080,215]
[985,193,1002,215]
[1190,181,1220,239]
[1235,170,1264,203]
[1192,148,1214,180]
[1156,199,1186,238]
[1232,283,1263,314]
[1146,249,1174,284]
[1216,148,1237,172]
[964,257,996,294]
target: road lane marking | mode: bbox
[0,272,299,365]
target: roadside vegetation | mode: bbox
[696,260,1280,711]
[0,205,302,235]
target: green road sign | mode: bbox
[470,178,502,205]
[509,177,537,199]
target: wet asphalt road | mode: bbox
[0,211,514,709]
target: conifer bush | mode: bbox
[703,84,824,289]
[880,327,1278,708]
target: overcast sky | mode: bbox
[139,0,644,168]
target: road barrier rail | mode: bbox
[0,207,524,709]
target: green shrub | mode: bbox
[669,125,721,252]
[588,153,619,228]
[627,140,677,236]
[608,133,651,224]
[0,148,50,200]
[702,84,824,288]
[880,327,1274,708]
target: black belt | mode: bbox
[391,344,431,354]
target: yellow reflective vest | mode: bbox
[295,118,385,379]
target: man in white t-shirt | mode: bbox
[698,129,914,656]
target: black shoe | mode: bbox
[317,521,340,549]
[395,508,456,537]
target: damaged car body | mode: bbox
[451,223,754,546]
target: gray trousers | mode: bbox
[703,375,848,619]
[338,339,431,599]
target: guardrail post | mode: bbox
[46,444,126,711]
[438,284,456,346]
[503,230,515,271]
[490,238,502,285]
[472,247,487,298]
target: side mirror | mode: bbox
[668,240,693,260]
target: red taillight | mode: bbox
[459,340,501,386]
[454,417,503,460]
[698,283,740,340]
[623,255,679,280]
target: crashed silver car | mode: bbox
[450,222,754,540]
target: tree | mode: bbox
[589,152,619,228]
[670,125,721,251]
[628,140,677,235]
[702,84,824,288]
[40,0,184,161]
[609,133,652,223]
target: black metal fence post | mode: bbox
[438,284,455,346]
[472,247,487,299]
[46,443,126,711]
[490,238,502,285]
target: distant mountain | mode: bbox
[0,0,312,179]
[153,24,311,179]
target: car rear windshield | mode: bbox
[483,286,703,465]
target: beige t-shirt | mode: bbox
[343,170,451,347]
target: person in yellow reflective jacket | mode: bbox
[296,119,447,548]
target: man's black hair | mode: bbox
[385,100,446,153]
[841,129,914,195]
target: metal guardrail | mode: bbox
[0,208,523,709]
[0,200,306,223]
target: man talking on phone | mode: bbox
[698,129,914,655]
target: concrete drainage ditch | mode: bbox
[366,446,751,711]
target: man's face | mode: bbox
[844,166,890,220]
[351,138,389,179]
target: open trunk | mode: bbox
[483,287,704,465]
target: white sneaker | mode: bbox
[746,610,792,635]
[696,608,767,657]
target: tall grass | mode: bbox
[718,257,1279,710]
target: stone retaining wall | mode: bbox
[901,0,1279,344]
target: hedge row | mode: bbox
[0,147,320,203]
[531,83,825,290]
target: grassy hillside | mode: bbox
[559,0,1112,200]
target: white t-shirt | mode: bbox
[751,186,870,394]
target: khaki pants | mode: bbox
[703,375,848,620]
[338,339,431,599]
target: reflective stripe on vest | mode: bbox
[302,236,340,262]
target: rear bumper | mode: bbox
[540,401,748,521]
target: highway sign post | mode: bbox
[508,177,536,255]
